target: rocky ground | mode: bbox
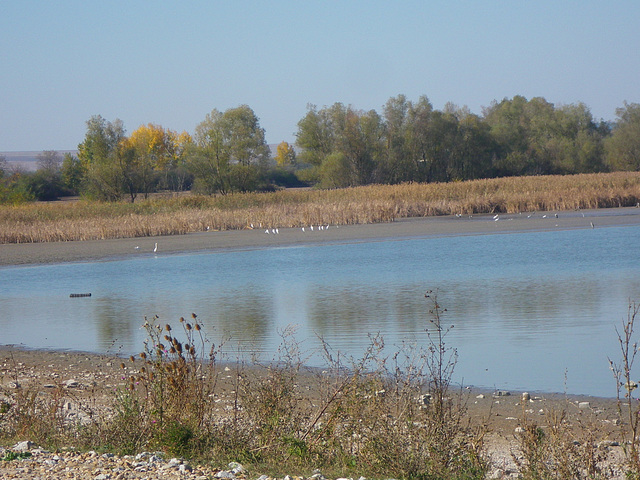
[0,347,634,479]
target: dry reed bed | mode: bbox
[2,172,640,244]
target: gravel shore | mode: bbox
[0,348,631,479]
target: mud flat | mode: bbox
[2,207,640,266]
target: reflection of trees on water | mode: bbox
[196,287,274,345]
[92,286,275,356]
[304,275,640,349]
[93,296,138,353]
[306,284,429,337]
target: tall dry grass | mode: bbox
[2,172,640,243]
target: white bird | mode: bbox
[275,228,279,234]
[153,242,158,253]
[134,246,140,250]
[265,229,270,234]
[310,225,314,231]
[301,227,305,232]
[590,222,595,229]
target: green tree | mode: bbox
[0,155,7,179]
[164,131,194,191]
[341,107,385,185]
[191,108,232,194]
[483,96,607,176]
[296,103,384,186]
[190,105,270,194]
[451,113,497,180]
[295,104,336,166]
[61,153,85,195]
[27,150,65,200]
[403,96,435,182]
[605,102,640,171]
[77,115,127,201]
[220,105,270,167]
[483,95,534,176]
[380,94,414,184]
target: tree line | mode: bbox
[1,95,639,202]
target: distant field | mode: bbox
[1,150,78,172]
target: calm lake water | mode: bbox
[1,224,640,397]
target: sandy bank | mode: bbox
[2,207,640,266]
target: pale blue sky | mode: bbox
[1,1,638,151]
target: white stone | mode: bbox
[13,440,34,451]
[494,390,511,397]
[215,471,235,479]
[229,462,245,474]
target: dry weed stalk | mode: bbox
[0,354,72,449]
[609,301,640,475]
[515,402,610,480]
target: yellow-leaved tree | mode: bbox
[275,141,296,167]
[127,124,193,197]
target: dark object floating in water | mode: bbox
[69,293,92,298]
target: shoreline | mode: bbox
[2,206,640,266]
[1,208,639,402]
[0,345,629,478]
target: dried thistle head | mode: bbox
[194,323,201,331]
[191,313,197,319]
[165,324,172,331]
